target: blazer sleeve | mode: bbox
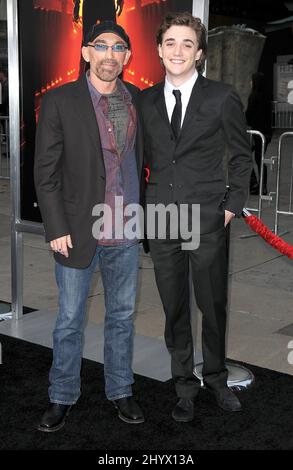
[221,88,252,216]
[34,92,70,242]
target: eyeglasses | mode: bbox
[87,43,128,53]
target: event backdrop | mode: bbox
[18,0,192,222]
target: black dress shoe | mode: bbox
[37,403,73,432]
[112,397,145,424]
[209,387,242,412]
[172,398,194,422]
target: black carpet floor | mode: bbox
[1,333,293,451]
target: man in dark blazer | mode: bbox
[34,21,145,432]
[140,12,252,422]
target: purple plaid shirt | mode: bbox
[87,74,139,245]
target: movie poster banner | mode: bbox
[18,0,192,222]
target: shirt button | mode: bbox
[168,183,173,189]
[172,160,176,164]
[108,128,112,132]
[178,184,182,189]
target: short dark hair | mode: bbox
[156,11,207,73]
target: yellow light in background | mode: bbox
[79,0,83,18]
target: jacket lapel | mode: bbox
[72,75,103,155]
[180,73,208,135]
[154,82,172,132]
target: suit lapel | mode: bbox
[72,75,103,155]
[154,82,172,132]
[180,74,208,134]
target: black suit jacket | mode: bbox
[140,74,252,235]
[34,76,144,268]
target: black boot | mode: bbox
[37,403,73,432]
[112,397,145,424]
[172,398,194,422]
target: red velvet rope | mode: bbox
[143,170,293,259]
[244,214,293,259]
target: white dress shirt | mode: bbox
[164,70,198,127]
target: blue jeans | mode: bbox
[49,243,139,404]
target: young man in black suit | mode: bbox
[34,21,145,432]
[140,12,252,422]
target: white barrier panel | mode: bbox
[245,130,276,221]
[274,132,293,234]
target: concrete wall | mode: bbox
[207,26,266,108]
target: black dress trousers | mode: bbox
[149,226,229,398]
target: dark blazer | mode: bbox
[34,76,144,268]
[140,74,252,235]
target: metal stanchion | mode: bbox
[241,129,288,239]
[194,362,254,391]
[274,132,293,235]
[240,130,277,239]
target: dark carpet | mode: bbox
[0,333,293,450]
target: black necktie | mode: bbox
[171,89,182,139]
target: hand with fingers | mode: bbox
[224,210,235,227]
[50,235,73,258]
